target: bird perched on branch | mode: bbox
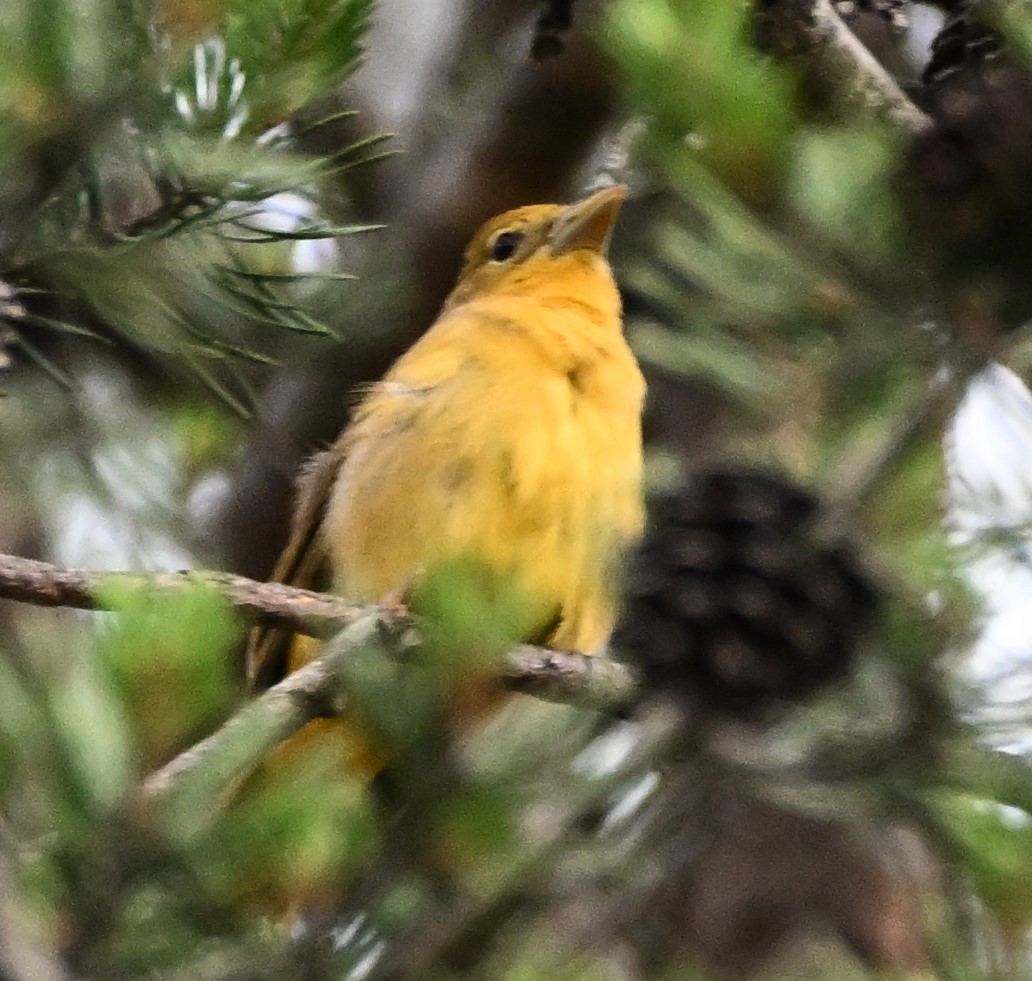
[247,185,645,777]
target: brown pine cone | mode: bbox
[615,470,878,716]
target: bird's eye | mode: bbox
[489,230,524,263]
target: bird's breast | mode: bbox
[324,301,644,653]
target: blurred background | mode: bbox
[5,0,1032,977]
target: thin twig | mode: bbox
[504,644,638,710]
[0,552,363,638]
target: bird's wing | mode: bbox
[245,444,344,691]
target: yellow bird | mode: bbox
[247,185,645,770]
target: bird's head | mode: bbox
[442,185,627,313]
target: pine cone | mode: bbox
[615,470,878,716]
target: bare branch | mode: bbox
[505,643,638,710]
[0,551,640,826]
[0,551,362,638]
[760,0,931,134]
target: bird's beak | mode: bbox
[549,184,627,256]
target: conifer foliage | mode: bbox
[6,1,1032,979]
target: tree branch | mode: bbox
[142,617,638,830]
[759,0,931,134]
[141,610,390,834]
[0,551,363,638]
[0,551,640,827]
